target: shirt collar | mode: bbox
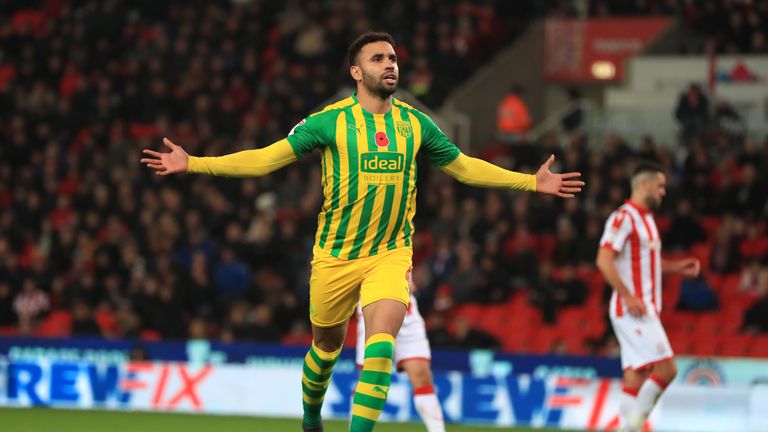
[625,199,651,215]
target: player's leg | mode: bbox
[349,249,411,432]
[614,315,675,432]
[302,250,361,432]
[349,299,405,431]
[303,323,347,432]
[620,367,650,431]
[401,359,445,432]
[634,358,677,424]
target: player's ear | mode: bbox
[350,65,361,81]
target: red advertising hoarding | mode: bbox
[545,18,671,83]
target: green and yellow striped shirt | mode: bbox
[286,94,460,260]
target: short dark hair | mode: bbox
[632,160,666,179]
[347,31,395,66]
[630,160,666,191]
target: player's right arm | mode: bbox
[141,137,297,177]
[141,112,331,177]
[596,248,646,317]
[596,211,646,317]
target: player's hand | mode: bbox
[535,155,585,198]
[678,258,701,278]
[141,137,189,175]
[624,295,647,318]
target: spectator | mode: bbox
[71,298,103,337]
[676,275,719,311]
[496,85,532,142]
[560,87,584,133]
[0,282,17,326]
[213,247,251,300]
[710,224,742,274]
[446,240,484,305]
[675,83,709,145]
[740,261,768,297]
[425,313,458,349]
[664,198,707,251]
[13,279,49,327]
[453,316,500,350]
[742,295,768,334]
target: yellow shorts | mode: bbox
[308,245,412,328]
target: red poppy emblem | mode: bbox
[375,131,390,148]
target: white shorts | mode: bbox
[356,294,431,370]
[610,313,674,371]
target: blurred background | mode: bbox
[1,0,768,431]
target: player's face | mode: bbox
[353,41,398,98]
[645,172,667,210]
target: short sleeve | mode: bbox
[600,210,633,253]
[286,112,331,158]
[415,111,460,167]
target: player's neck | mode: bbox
[627,196,649,213]
[356,88,392,114]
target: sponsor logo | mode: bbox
[681,359,725,386]
[360,152,404,173]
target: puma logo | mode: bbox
[347,123,363,134]
[372,386,388,396]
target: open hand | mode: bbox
[140,137,189,176]
[535,155,584,198]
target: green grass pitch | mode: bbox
[0,407,582,432]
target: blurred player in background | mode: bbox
[596,162,700,432]
[355,273,444,432]
[142,31,583,432]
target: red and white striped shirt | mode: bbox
[599,200,662,317]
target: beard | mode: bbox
[361,68,397,99]
[646,195,661,210]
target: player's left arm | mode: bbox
[415,110,583,197]
[662,257,701,277]
[441,153,584,197]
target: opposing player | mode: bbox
[596,162,700,432]
[141,31,584,432]
[355,274,444,432]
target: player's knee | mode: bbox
[657,359,677,381]
[405,362,432,388]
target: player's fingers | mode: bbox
[542,154,555,169]
[140,158,160,164]
[560,187,582,193]
[562,180,585,187]
[561,172,582,179]
[163,137,176,150]
[143,149,162,158]
[557,192,575,198]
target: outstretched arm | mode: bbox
[440,154,584,197]
[662,258,700,277]
[141,137,297,177]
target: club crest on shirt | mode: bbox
[395,121,412,138]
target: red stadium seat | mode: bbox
[138,329,161,341]
[718,334,751,357]
[747,335,768,358]
[35,310,72,337]
[0,326,17,336]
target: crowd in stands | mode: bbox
[555,0,768,54]
[1,0,768,358]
